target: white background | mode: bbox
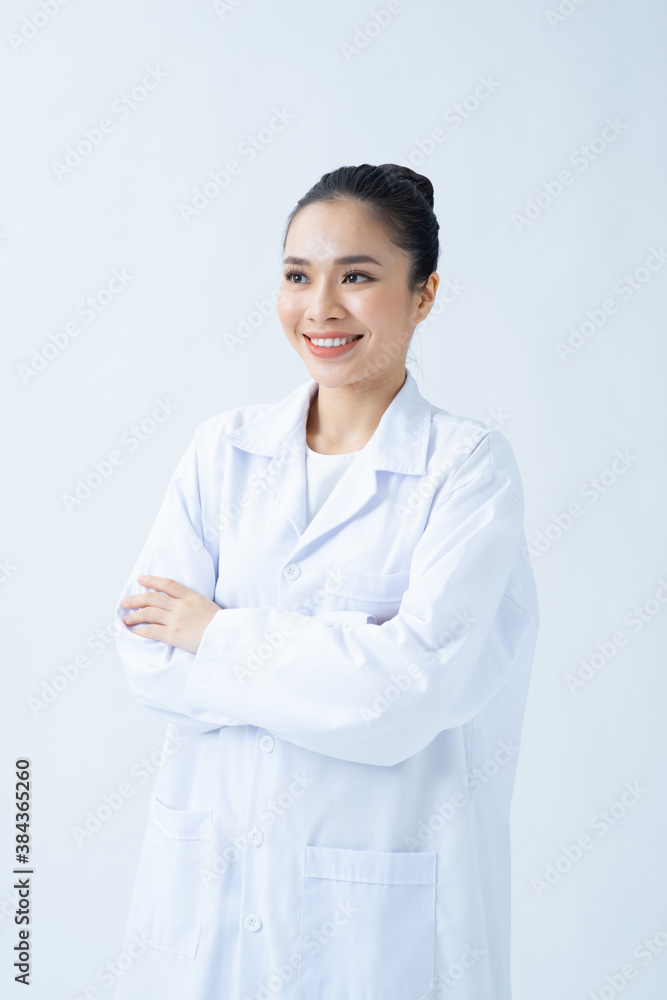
[1,0,666,997]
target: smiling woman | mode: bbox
[111,163,539,1000]
[277,164,440,454]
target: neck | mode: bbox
[306,368,407,454]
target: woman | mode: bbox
[112,163,539,1000]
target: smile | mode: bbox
[302,333,364,359]
[304,334,363,347]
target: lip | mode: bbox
[302,333,364,359]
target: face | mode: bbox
[277,199,438,390]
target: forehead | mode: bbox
[285,199,397,262]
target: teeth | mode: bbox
[310,336,359,347]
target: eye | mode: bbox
[342,271,373,284]
[284,268,307,284]
[283,269,374,285]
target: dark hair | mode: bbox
[281,163,439,297]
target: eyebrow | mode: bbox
[283,254,384,267]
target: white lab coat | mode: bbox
[111,368,538,1000]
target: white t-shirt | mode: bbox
[305,442,361,525]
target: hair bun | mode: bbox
[379,163,435,209]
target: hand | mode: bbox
[120,575,221,654]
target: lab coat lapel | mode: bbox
[226,369,431,551]
[294,427,378,552]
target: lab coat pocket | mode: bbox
[331,567,411,603]
[298,845,436,1000]
[328,568,411,625]
[130,793,212,958]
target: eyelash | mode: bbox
[283,268,374,285]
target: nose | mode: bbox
[304,278,346,324]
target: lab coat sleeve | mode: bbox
[183,431,538,765]
[115,428,239,734]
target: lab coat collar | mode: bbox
[226,368,432,546]
[227,367,431,475]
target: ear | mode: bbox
[413,273,440,323]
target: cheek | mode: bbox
[277,294,299,327]
[357,293,405,332]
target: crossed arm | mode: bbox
[120,574,221,654]
[115,430,537,765]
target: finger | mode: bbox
[136,575,191,599]
[125,623,169,643]
[121,591,173,611]
[123,607,170,626]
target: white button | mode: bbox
[244,913,262,932]
[248,827,264,846]
[259,734,275,753]
[282,563,301,580]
